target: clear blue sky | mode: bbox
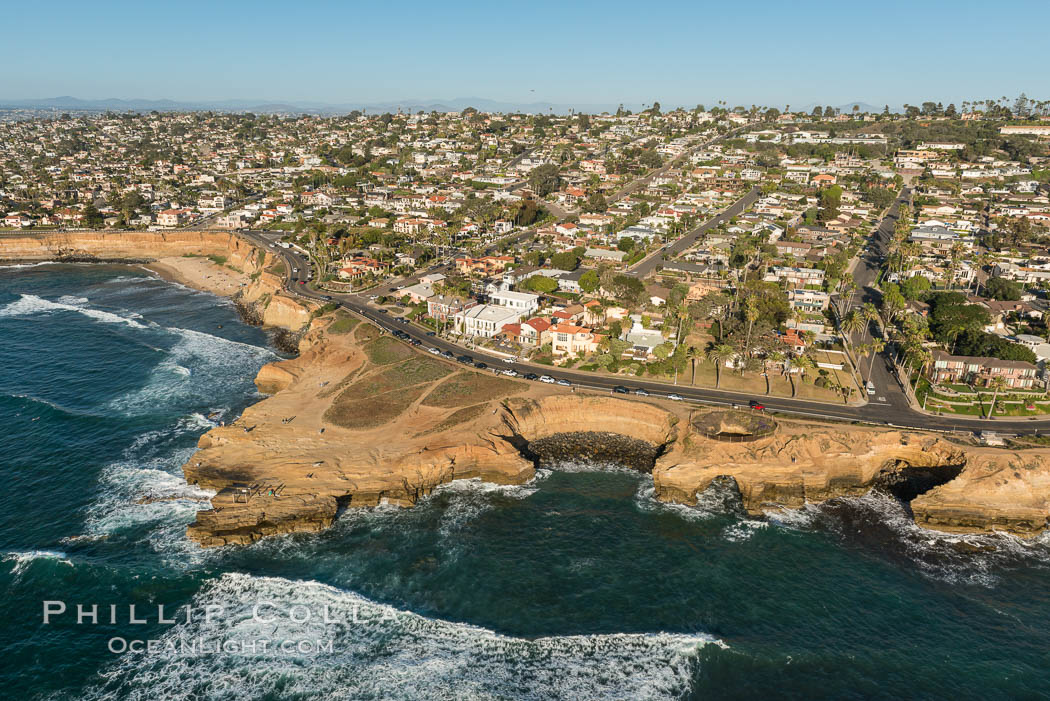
[3,0,1047,108]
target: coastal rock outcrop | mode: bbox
[180,319,1050,546]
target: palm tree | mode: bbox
[985,376,1007,419]
[793,353,815,395]
[947,322,969,354]
[743,295,760,352]
[867,338,886,378]
[686,345,703,385]
[766,350,786,394]
[706,343,736,388]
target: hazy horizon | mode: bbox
[3,0,1048,109]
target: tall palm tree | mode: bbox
[686,345,703,385]
[743,296,760,352]
[706,343,736,388]
[867,338,886,378]
[985,376,1007,419]
[793,353,815,395]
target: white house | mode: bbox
[490,290,540,316]
[454,304,523,338]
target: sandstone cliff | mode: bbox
[0,230,257,263]
[179,315,1050,545]
[0,230,315,333]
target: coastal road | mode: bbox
[241,229,1050,436]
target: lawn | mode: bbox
[422,371,525,408]
[348,357,452,398]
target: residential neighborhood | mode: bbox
[3,99,1050,413]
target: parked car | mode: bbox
[473,361,488,370]
[667,393,684,401]
[441,350,455,359]
[502,369,518,377]
[634,388,650,397]
[523,373,539,381]
[428,347,441,355]
[539,375,555,384]
[749,400,765,411]
[613,386,629,394]
[556,379,571,387]
[456,355,474,364]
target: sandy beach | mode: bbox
[145,255,251,297]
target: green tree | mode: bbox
[984,276,1022,301]
[578,269,600,294]
[550,250,581,270]
[817,185,842,222]
[82,204,104,229]
[527,164,562,197]
[584,191,607,213]
[521,275,558,294]
[900,275,931,300]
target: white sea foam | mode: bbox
[83,572,720,701]
[426,477,539,537]
[820,492,1050,586]
[0,293,147,328]
[106,327,274,415]
[634,475,744,523]
[3,549,73,577]
[763,503,821,530]
[722,519,768,542]
[0,261,61,270]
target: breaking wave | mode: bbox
[0,293,148,328]
[83,573,720,701]
[105,327,274,415]
[3,550,73,578]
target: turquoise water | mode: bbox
[2,264,1050,700]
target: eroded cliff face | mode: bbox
[0,230,257,263]
[182,327,1050,547]
[912,452,1050,536]
[0,230,315,333]
[654,428,966,512]
[182,318,537,546]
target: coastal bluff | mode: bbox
[180,316,1050,547]
[0,230,315,331]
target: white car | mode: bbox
[539,375,555,384]
[428,347,441,355]
[501,357,515,364]
[667,393,684,401]
[502,369,518,377]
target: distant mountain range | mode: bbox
[0,96,904,116]
[0,96,644,115]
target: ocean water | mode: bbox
[2,264,1050,700]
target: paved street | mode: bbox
[242,228,1050,436]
